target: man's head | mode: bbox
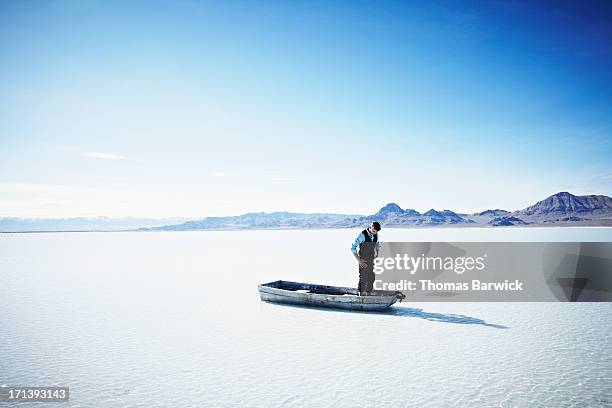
[369,222,381,234]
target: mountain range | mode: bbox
[2,192,611,233]
[144,191,612,231]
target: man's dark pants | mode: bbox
[358,243,375,294]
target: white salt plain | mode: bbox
[1,228,611,407]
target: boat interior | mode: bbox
[261,280,405,300]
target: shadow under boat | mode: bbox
[264,301,508,329]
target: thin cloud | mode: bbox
[212,172,233,177]
[595,173,612,183]
[265,174,293,182]
[80,151,135,161]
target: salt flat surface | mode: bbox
[1,228,611,407]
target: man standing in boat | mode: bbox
[351,222,381,295]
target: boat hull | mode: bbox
[258,280,405,312]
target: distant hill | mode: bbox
[371,203,421,218]
[518,191,612,217]
[149,212,360,231]
[0,216,191,232]
[420,209,473,225]
[355,203,468,226]
[489,216,528,227]
[474,209,511,217]
[2,192,611,232]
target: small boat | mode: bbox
[258,280,406,312]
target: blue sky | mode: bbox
[1,0,611,218]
